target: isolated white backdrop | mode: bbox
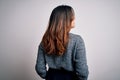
[0,0,120,80]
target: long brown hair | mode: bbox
[41,5,75,56]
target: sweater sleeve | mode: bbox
[74,35,89,80]
[35,43,47,79]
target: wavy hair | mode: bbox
[41,5,75,56]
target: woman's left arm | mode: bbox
[35,43,47,79]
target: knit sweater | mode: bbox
[35,33,89,80]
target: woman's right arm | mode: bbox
[74,35,89,80]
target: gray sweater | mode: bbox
[35,33,89,80]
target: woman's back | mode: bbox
[36,33,89,80]
[44,33,84,71]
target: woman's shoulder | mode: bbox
[69,32,85,45]
[69,32,83,40]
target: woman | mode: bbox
[35,5,89,80]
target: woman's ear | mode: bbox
[71,19,75,28]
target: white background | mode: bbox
[0,0,120,80]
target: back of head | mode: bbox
[41,5,75,56]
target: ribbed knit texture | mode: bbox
[35,33,89,80]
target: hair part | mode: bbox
[41,5,75,56]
